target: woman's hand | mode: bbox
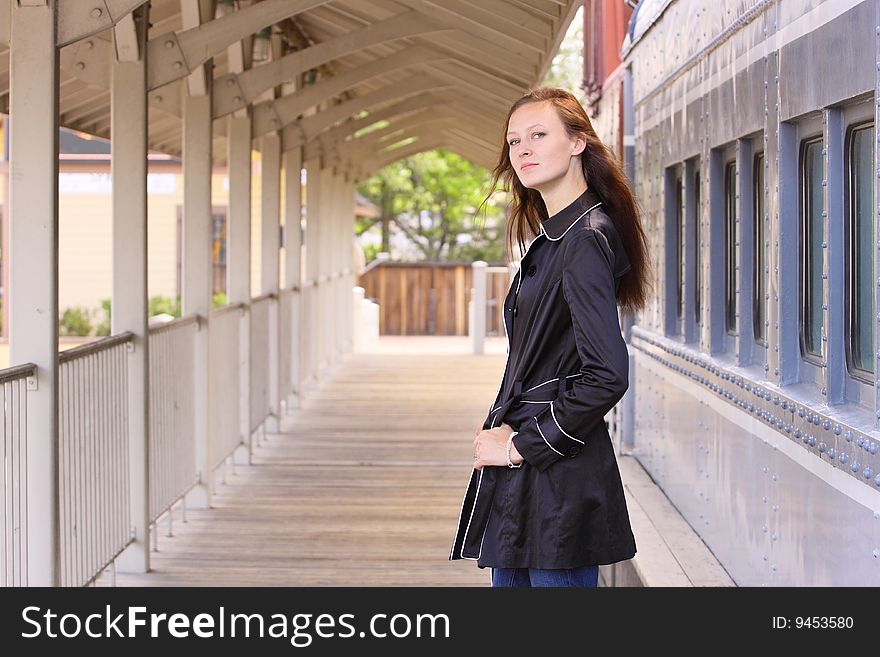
[473,423,524,470]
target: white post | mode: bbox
[9,0,59,587]
[471,261,488,354]
[261,134,282,432]
[182,92,213,509]
[283,149,303,408]
[304,158,322,388]
[227,114,251,462]
[352,287,365,352]
[111,6,150,573]
[345,176,356,353]
[318,166,333,376]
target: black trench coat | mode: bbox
[450,187,637,569]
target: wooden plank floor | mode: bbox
[112,345,506,587]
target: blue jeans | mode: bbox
[491,565,599,588]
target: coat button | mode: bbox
[569,445,581,457]
[526,264,537,277]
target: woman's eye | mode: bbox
[533,132,544,138]
[509,139,519,146]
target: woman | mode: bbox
[450,87,651,587]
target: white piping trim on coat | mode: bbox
[459,469,485,559]
[523,373,582,394]
[541,201,602,242]
[450,469,477,560]
[524,377,559,392]
[535,417,564,456]
[550,401,585,444]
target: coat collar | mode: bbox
[539,186,603,241]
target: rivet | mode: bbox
[828,448,836,460]
[233,96,242,103]
[226,78,235,87]
[840,453,849,464]
[85,41,94,49]
[90,7,103,19]
[165,40,175,49]
[818,442,827,453]
[173,61,183,70]
[75,62,85,71]
[155,95,163,103]
[845,430,854,442]
[864,467,874,479]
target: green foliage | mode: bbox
[356,148,506,262]
[361,243,382,264]
[94,298,112,336]
[212,292,228,308]
[149,294,181,318]
[541,6,586,103]
[59,306,95,337]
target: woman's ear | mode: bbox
[571,132,587,157]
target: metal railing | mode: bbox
[209,304,244,470]
[58,333,134,587]
[1,363,35,587]
[279,287,299,400]
[250,294,274,432]
[148,316,199,523]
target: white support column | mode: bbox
[283,149,303,408]
[471,261,488,354]
[9,0,60,587]
[111,7,150,574]
[345,175,356,353]
[261,134,282,431]
[335,172,346,361]
[304,157,322,387]
[319,165,333,375]
[182,92,214,509]
[227,114,251,462]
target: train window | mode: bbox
[753,153,766,346]
[846,122,875,379]
[800,136,825,361]
[724,161,736,335]
[676,174,684,323]
[695,170,701,326]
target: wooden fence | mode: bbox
[357,262,511,336]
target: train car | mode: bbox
[597,0,879,585]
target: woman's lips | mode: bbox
[521,163,537,170]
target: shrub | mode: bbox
[59,306,94,336]
[94,298,111,336]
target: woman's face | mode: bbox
[507,101,583,191]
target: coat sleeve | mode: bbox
[511,228,629,471]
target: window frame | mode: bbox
[753,151,767,348]
[798,132,826,369]
[843,117,876,387]
[723,159,737,337]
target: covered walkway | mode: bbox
[0,0,583,586]
[105,339,506,587]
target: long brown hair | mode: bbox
[479,87,651,313]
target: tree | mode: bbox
[356,149,505,262]
[541,5,585,104]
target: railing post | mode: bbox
[471,261,488,354]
